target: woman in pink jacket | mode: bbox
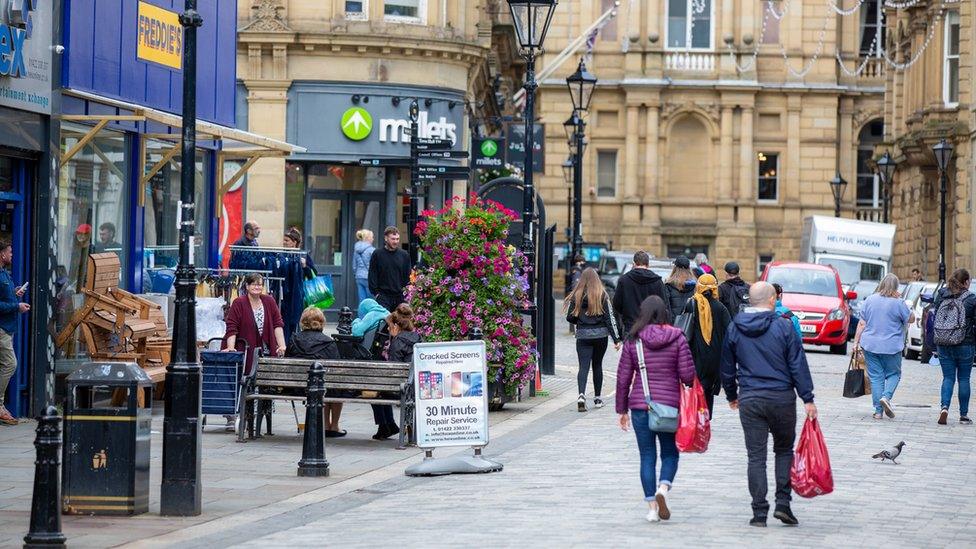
[617,295,696,523]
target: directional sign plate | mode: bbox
[417,150,470,159]
[359,158,408,167]
[413,138,453,151]
[416,165,470,176]
[417,173,470,181]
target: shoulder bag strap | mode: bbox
[636,339,651,403]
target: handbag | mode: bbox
[842,347,871,398]
[636,340,679,433]
[673,312,694,340]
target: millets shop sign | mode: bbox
[0,0,52,114]
[339,106,458,145]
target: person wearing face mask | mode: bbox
[367,226,411,312]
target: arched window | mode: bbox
[856,119,884,207]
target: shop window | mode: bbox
[307,164,384,192]
[55,124,130,367]
[285,162,306,233]
[944,11,960,106]
[346,0,368,20]
[0,157,12,192]
[667,0,712,50]
[600,0,617,41]
[143,140,209,284]
[596,150,617,198]
[859,0,884,56]
[757,152,778,201]
[384,0,424,23]
[758,254,774,276]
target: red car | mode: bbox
[761,261,856,355]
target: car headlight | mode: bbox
[827,308,845,321]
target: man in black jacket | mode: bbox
[721,281,817,528]
[368,226,412,311]
[718,261,751,317]
[612,250,666,335]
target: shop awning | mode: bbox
[59,88,306,217]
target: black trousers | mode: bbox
[576,337,609,397]
[739,398,797,517]
[372,404,395,426]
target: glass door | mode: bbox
[0,156,30,417]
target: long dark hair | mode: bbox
[948,268,971,294]
[628,295,671,340]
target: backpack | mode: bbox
[726,283,751,314]
[933,291,971,346]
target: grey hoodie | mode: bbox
[354,240,375,280]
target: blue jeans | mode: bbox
[630,409,679,500]
[863,350,903,414]
[937,344,974,417]
[356,278,372,303]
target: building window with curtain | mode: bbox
[55,124,130,366]
[596,150,617,198]
[757,152,778,201]
[384,0,424,22]
[667,0,712,50]
[346,0,368,20]
[944,11,960,106]
[859,0,884,56]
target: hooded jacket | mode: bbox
[387,331,421,363]
[665,280,697,321]
[354,240,375,281]
[615,324,696,413]
[612,268,667,331]
[566,294,621,343]
[718,277,751,317]
[286,329,340,361]
[352,298,390,337]
[720,308,815,404]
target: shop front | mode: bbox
[284,82,466,312]
[27,0,301,415]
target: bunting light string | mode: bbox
[727,0,772,72]
[778,2,833,78]
[880,8,944,69]
[768,0,790,20]
[828,0,865,16]
[836,30,879,76]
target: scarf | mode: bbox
[693,274,719,345]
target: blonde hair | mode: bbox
[876,273,901,298]
[563,268,606,316]
[666,266,696,289]
[356,229,374,241]
[299,306,326,331]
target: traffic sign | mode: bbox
[413,138,453,151]
[358,158,408,167]
[417,150,470,159]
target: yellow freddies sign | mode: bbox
[136,2,182,70]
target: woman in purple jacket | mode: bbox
[616,296,696,523]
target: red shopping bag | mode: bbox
[790,417,834,498]
[676,377,710,453]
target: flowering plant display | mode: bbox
[406,195,536,396]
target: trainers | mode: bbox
[646,509,660,523]
[872,413,883,420]
[961,417,973,425]
[773,505,799,526]
[577,394,587,412]
[654,487,671,521]
[938,408,948,425]
[880,397,895,418]
[0,406,17,426]
[593,397,604,409]
[749,517,767,527]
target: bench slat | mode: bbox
[258,358,409,370]
[323,367,409,376]
[256,380,307,389]
[325,374,407,385]
[326,382,402,391]
[256,372,308,382]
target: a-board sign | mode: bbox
[413,340,489,448]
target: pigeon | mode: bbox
[872,441,906,464]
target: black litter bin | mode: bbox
[62,362,153,516]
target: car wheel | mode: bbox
[830,341,848,355]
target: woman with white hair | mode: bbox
[854,274,915,419]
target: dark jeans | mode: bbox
[372,404,396,426]
[576,337,609,396]
[739,398,797,517]
[631,409,680,499]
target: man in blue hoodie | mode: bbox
[721,281,816,528]
[0,241,29,426]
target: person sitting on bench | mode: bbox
[286,306,345,438]
[372,304,421,440]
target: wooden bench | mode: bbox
[239,357,414,448]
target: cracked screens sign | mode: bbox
[414,340,489,448]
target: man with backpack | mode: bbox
[772,283,802,339]
[719,262,751,318]
[932,269,976,425]
[612,250,667,335]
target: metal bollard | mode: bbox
[24,406,66,548]
[297,361,329,477]
[468,327,483,341]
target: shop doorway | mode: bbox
[306,191,385,314]
[0,156,31,417]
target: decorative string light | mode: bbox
[881,9,944,69]
[828,0,865,16]
[778,2,833,78]
[768,0,790,20]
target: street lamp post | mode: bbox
[829,172,848,219]
[876,151,897,224]
[561,157,573,293]
[933,138,954,283]
[161,0,203,517]
[564,58,597,284]
[507,0,557,310]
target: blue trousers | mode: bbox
[631,409,679,500]
[356,278,372,304]
[937,344,974,417]
[863,350,903,414]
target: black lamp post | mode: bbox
[565,58,596,278]
[933,138,954,283]
[829,172,848,218]
[160,0,203,517]
[561,157,573,293]
[507,0,557,311]
[876,151,897,223]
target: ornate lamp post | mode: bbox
[932,138,954,283]
[506,0,557,310]
[561,157,573,293]
[829,172,848,219]
[876,151,897,223]
[564,58,596,282]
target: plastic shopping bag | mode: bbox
[790,417,834,498]
[675,377,710,453]
[304,272,335,310]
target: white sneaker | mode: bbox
[655,487,671,520]
[880,397,895,418]
[594,397,604,409]
[646,509,660,522]
[577,394,587,412]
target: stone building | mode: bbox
[236,0,521,308]
[884,1,972,278]
[535,0,887,279]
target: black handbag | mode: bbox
[674,309,694,340]
[842,350,867,398]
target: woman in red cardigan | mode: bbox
[223,272,287,372]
